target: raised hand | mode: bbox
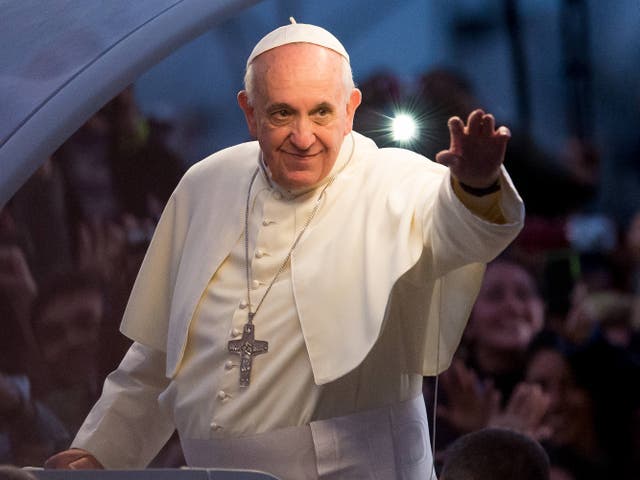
[436,109,511,188]
[438,359,501,434]
[489,382,551,440]
[0,244,38,352]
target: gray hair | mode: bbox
[243,53,355,106]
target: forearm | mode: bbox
[427,167,524,277]
[71,342,174,469]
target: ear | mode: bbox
[237,90,258,138]
[343,88,362,135]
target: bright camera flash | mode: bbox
[391,114,418,142]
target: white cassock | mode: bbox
[71,132,524,479]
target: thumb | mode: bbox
[435,151,461,168]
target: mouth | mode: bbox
[282,151,322,159]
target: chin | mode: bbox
[281,174,320,189]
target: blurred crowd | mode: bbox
[363,69,640,479]
[0,86,185,467]
[1,72,639,479]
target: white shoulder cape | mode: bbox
[119,132,524,385]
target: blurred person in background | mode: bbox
[426,256,550,469]
[54,85,184,228]
[439,427,550,480]
[525,330,640,479]
[29,271,106,435]
[0,207,69,466]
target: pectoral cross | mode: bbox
[227,316,268,387]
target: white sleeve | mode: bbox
[71,342,174,468]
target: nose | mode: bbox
[504,291,526,316]
[289,117,315,151]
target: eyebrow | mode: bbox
[266,102,335,114]
[311,102,334,113]
[266,103,294,113]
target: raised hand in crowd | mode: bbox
[438,359,551,440]
[76,217,127,284]
[488,382,551,440]
[437,359,501,434]
[76,214,154,289]
[0,244,38,353]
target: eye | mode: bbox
[312,106,333,124]
[272,109,290,120]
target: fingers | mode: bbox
[497,125,511,139]
[447,116,465,138]
[44,449,104,469]
[0,245,37,295]
[491,382,551,440]
[485,379,502,417]
[461,109,510,138]
[467,110,485,136]
[480,114,495,136]
[69,456,104,469]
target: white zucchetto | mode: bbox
[246,17,350,67]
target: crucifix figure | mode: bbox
[227,318,268,387]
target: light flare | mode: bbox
[391,113,418,142]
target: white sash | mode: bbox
[181,394,435,480]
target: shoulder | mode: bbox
[177,140,259,192]
[352,131,447,180]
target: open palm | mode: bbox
[436,109,511,188]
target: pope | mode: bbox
[45,19,524,480]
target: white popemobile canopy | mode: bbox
[0,0,260,207]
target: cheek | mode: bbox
[529,301,545,327]
[469,306,499,330]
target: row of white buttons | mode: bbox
[210,205,280,434]
[210,356,236,431]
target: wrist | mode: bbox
[458,178,501,196]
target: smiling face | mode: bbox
[238,43,361,190]
[468,260,545,353]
